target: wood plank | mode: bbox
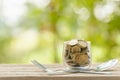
[0,64,119,80]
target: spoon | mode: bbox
[31,59,118,74]
[31,60,65,75]
[65,59,118,72]
[95,59,118,71]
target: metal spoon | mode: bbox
[31,60,65,75]
[95,59,118,71]
[65,59,118,73]
[31,59,118,74]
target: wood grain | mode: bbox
[0,64,120,80]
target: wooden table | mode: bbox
[0,64,120,80]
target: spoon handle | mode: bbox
[31,60,47,71]
[79,71,111,74]
[65,69,111,74]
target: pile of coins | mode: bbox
[63,40,90,67]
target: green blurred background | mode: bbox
[0,0,120,64]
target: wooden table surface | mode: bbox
[0,64,120,80]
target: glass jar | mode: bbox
[63,39,91,70]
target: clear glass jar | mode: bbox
[63,40,91,70]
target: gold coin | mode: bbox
[72,53,89,66]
